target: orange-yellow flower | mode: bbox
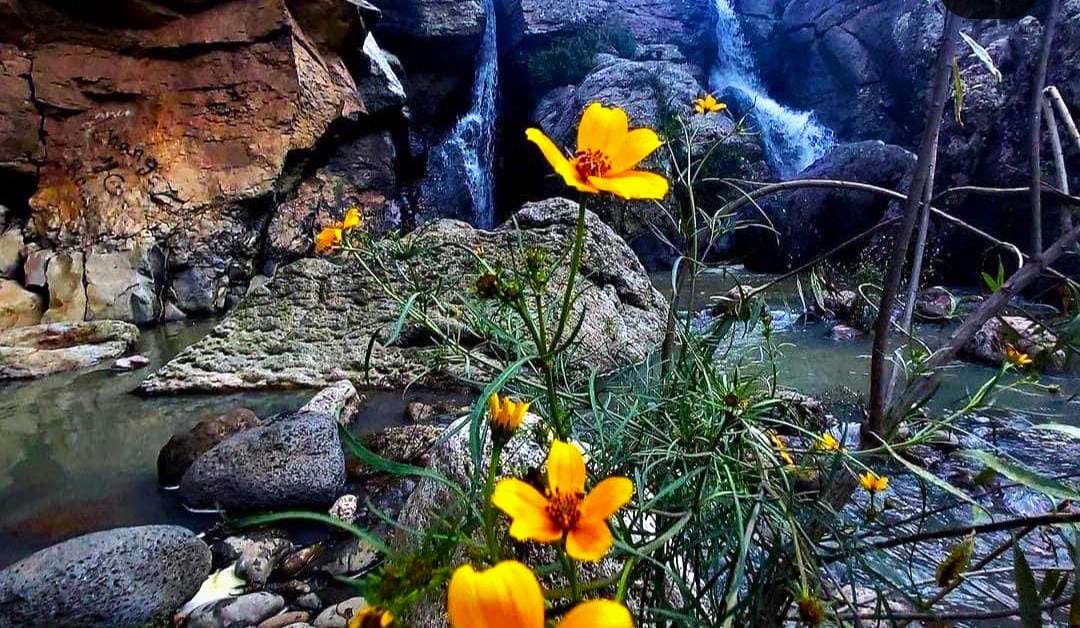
[346,606,393,628]
[342,207,362,230]
[489,393,529,434]
[447,561,632,628]
[492,440,633,561]
[816,433,842,452]
[1005,344,1033,368]
[769,432,795,467]
[525,103,668,200]
[315,226,343,254]
[859,471,889,494]
[693,93,727,115]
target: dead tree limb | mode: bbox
[886,219,1080,429]
[1044,98,1074,236]
[867,13,959,439]
[1027,0,1061,253]
[1045,85,1080,150]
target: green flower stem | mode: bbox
[482,439,507,563]
[546,197,589,438]
[561,551,582,602]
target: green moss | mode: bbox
[526,23,637,92]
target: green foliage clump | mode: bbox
[526,24,637,91]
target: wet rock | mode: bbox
[0,279,44,330]
[360,425,444,471]
[211,530,294,589]
[158,407,261,487]
[21,249,49,288]
[823,289,858,322]
[371,0,484,49]
[40,251,86,323]
[0,525,210,628]
[277,546,326,580]
[406,401,437,424]
[915,286,955,320]
[143,199,667,393]
[829,324,862,342]
[300,380,359,424]
[295,593,323,612]
[185,592,285,628]
[736,141,916,271]
[312,597,369,628]
[0,320,139,380]
[113,354,150,371]
[85,247,161,324]
[260,611,312,628]
[180,410,347,512]
[319,538,380,577]
[329,494,360,525]
[961,315,1064,370]
[0,229,23,279]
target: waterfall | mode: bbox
[709,0,834,178]
[439,0,499,228]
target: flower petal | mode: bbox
[577,103,629,155]
[609,128,663,173]
[546,440,587,496]
[588,170,669,200]
[565,518,614,562]
[492,479,562,542]
[448,562,545,628]
[526,128,597,193]
[557,600,634,628]
[580,476,633,523]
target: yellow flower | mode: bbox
[1005,344,1033,368]
[488,393,529,435]
[796,591,825,625]
[347,606,393,628]
[693,93,727,115]
[816,433,841,452]
[315,226,343,254]
[492,440,633,561]
[769,432,795,467]
[526,102,668,200]
[859,471,889,494]
[447,561,632,628]
[342,207,362,230]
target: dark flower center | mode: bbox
[546,488,584,530]
[574,149,612,180]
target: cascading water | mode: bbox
[710,0,834,178]
[436,0,499,228]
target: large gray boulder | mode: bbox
[0,525,211,628]
[734,140,916,271]
[179,410,347,512]
[142,198,667,394]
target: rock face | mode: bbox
[962,315,1064,370]
[179,410,347,512]
[0,279,43,330]
[0,0,405,324]
[0,525,211,628]
[157,407,262,487]
[0,319,139,379]
[142,198,667,393]
[735,141,916,271]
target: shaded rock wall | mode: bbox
[0,0,407,324]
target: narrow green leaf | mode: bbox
[228,511,390,555]
[339,426,466,500]
[385,293,420,345]
[1071,525,1080,626]
[960,450,1080,501]
[1038,570,1062,601]
[1014,543,1043,628]
[951,56,965,125]
[885,442,987,517]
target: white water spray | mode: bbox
[710,0,834,178]
[439,0,499,228]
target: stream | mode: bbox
[1,268,1077,621]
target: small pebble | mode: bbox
[258,610,311,628]
[113,355,150,371]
